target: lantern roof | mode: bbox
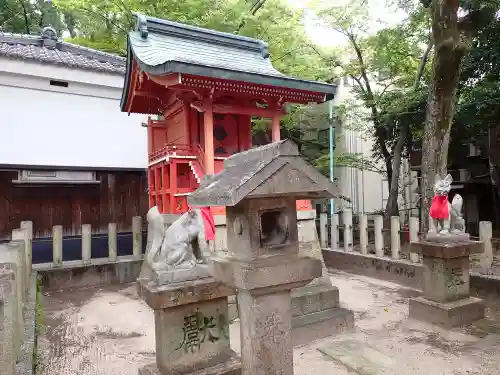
[188,139,340,207]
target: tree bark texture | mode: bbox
[384,41,432,222]
[384,124,406,221]
[420,0,466,232]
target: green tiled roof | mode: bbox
[121,13,336,112]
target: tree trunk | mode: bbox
[384,124,406,221]
[420,0,466,233]
[384,40,432,222]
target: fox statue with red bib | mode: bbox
[428,173,466,236]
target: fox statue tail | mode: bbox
[451,194,463,216]
[139,206,165,280]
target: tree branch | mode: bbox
[414,40,433,88]
[235,0,268,34]
[18,0,30,34]
[350,74,367,94]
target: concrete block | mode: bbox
[15,273,37,375]
[108,223,117,262]
[331,214,339,249]
[82,224,91,264]
[0,269,16,375]
[359,214,368,255]
[37,258,143,291]
[391,216,400,260]
[138,356,241,375]
[409,296,485,328]
[291,283,339,317]
[132,216,142,259]
[343,209,353,252]
[154,297,234,374]
[53,225,63,267]
[422,256,470,303]
[292,307,354,346]
[138,276,238,375]
[409,217,420,263]
[12,229,30,294]
[318,339,394,374]
[374,216,384,257]
[18,223,33,275]
[0,263,22,359]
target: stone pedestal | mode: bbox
[211,254,322,374]
[291,240,354,344]
[409,240,485,328]
[137,277,241,375]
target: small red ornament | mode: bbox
[188,206,215,241]
[429,195,449,220]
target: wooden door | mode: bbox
[213,114,239,156]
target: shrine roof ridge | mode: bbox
[132,13,270,58]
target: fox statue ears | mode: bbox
[434,173,453,185]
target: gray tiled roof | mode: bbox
[128,25,284,79]
[0,31,125,74]
[125,14,336,98]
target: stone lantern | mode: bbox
[188,139,341,374]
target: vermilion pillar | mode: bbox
[271,110,281,142]
[203,98,215,175]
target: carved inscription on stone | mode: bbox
[177,309,229,353]
[255,311,291,374]
[446,266,465,289]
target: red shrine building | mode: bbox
[121,14,337,215]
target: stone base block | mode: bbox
[290,282,354,345]
[291,283,340,316]
[152,264,210,285]
[139,353,241,375]
[425,232,470,243]
[409,296,485,328]
[292,307,355,346]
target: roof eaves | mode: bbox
[134,58,336,100]
[120,44,134,112]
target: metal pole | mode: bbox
[329,100,335,216]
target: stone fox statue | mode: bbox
[429,174,465,234]
[142,206,214,275]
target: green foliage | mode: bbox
[314,151,386,175]
[457,19,500,136]
[0,0,65,34]
[51,0,330,81]
[311,0,430,176]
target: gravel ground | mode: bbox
[36,271,500,375]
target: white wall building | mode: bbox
[0,27,147,174]
[0,27,148,239]
[329,76,389,214]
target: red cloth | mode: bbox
[189,206,215,241]
[429,195,449,219]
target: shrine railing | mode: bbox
[149,143,194,163]
[194,143,206,171]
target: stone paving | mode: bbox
[37,270,500,375]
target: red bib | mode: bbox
[188,206,215,241]
[429,195,449,219]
